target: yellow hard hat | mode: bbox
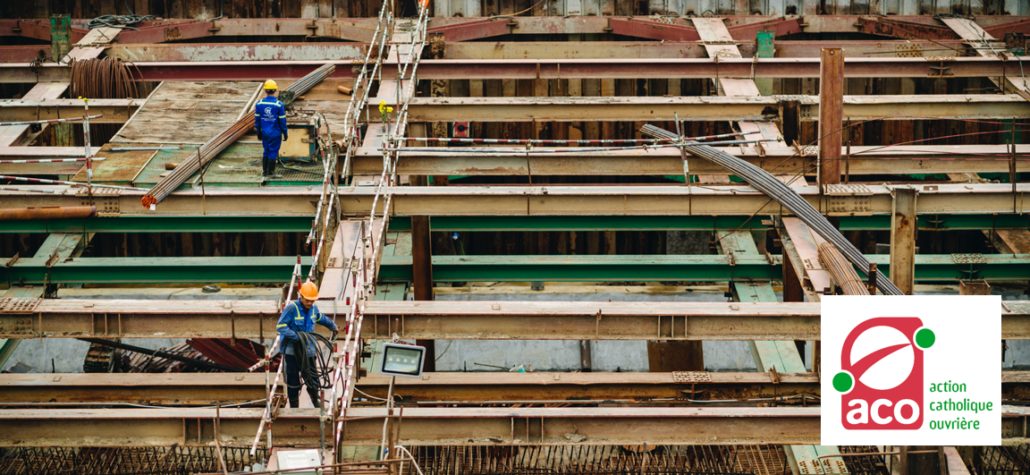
[263,79,278,91]
[300,281,318,300]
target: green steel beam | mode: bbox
[377,254,1030,283]
[1,257,312,285]
[388,215,1030,232]
[1,254,1026,285]
[0,216,312,234]
[0,214,1024,235]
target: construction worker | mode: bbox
[276,281,338,408]
[254,79,288,178]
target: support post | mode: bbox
[889,188,917,295]
[410,214,435,371]
[411,215,433,301]
[818,48,844,188]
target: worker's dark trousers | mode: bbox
[284,353,321,408]
[261,137,281,177]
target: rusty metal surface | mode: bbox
[0,446,270,475]
[410,444,788,475]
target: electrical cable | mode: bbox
[292,331,335,390]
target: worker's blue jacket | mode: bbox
[254,95,288,159]
[276,300,337,356]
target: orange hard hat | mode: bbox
[300,281,319,300]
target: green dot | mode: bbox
[915,328,936,349]
[833,371,853,393]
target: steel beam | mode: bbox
[407,57,1030,80]
[1,406,1028,447]
[0,99,141,124]
[0,216,312,233]
[0,256,312,285]
[0,214,1024,235]
[391,95,1030,122]
[339,183,1027,217]
[0,373,269,406]
[373,146,1030,177]
[0,371,818,406]
[375,254,1030,283]
[4,299,1028,340]
[95,40,975,63]
[1,183,1024,218]
[2,371,1027,406]
[388,215,1030,232]
[96,40,980,63]
[2,57,1028,83]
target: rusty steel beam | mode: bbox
[93,40,975,63]
[364,145,1030,177]
[3,56,1028,83]
[337,183,1027,217]
[440,40,973,60]
[1,405,1028,447]
[3,371,1028,406]
[406,56,1030,80]
[0,373,268,406]
[0,98,141,124]
[0,371,817,406]
[0,182,1023,217]
[3,300,1029,340]
[2,17,1024,45]
[392,95,1030,122]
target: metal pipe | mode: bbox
[0,205,95,221]
[641,123,903,296]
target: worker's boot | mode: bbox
[307,386,322,409]
[286,385,301,408]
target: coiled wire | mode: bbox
[292,331,335,390]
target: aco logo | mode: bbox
[833,317,936,430]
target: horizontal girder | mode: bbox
[4,184,1023,217]
[388,95,1030,122]
[2,371,1028,406]
[365,145,1030,176]
[2,300,1027,339]
[4,58,1026,83]
[0,99,142,123]
[0,214,1026,234]
[0,406,1027,447]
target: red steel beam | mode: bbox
[428,17,512,42]
[726,17,803,39]
[608,17,699,41]
[2,56,1017,83]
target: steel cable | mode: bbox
[641,123,903,296]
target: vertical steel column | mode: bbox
[889,188,917,294]
[50,15,73,147]
[818,48,844,188]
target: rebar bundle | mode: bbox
[818,241,870,295]
[640,123,903,296]
[141,64,335,208]
[69,57,147,99]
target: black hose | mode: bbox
[640,123,903,296]
[292,331,335,389]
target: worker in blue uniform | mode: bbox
[276,281,338,408]
[254,79,288,178]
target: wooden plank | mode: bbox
[111,81,260,144]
